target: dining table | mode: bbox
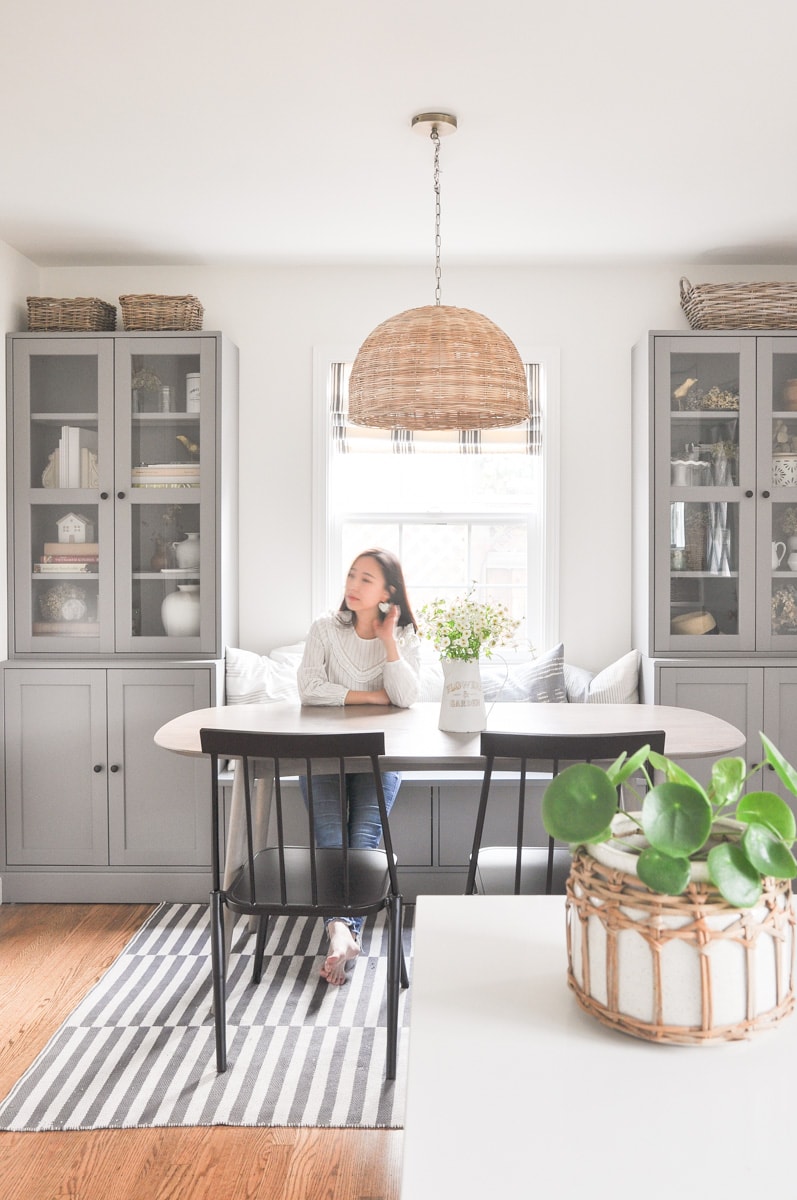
[155,699,744,944]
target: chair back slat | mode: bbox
[465,729,667,897]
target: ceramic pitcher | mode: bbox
[773,541,787,569]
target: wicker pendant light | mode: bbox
[348,113,529,432]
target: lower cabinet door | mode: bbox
[107,668,211,867]
[4,668,109,866]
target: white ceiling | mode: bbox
[3,0,797,269]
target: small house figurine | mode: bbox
[56,511,95,544]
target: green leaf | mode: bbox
[710,757,746,807]
[707,843,763,908]
[641,783,713,856]
[606,745,650,787]
[759,733,797,800]
[637,847,691,895]
[647,751,708,799]
[736,791,796,843]
[541,763,618,844]
[741,823,797,880]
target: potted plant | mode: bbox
[780,505,797,550]
[541,734,797,1044]
[419,587,520,731]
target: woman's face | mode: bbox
[344,556,390,615]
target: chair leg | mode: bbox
[210,890,228,1073]
[385,895,403,1080]
[252,915,269,984]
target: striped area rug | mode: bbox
[0,902,412,1131]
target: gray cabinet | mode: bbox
[633,332,797,656]
[646,659,797,808]
[3,330,238,902]
[6,331,238,658]
[2,663,214,899]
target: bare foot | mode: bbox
[320,920,360,985]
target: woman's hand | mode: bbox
[344,688,391,705]
[374,604,400,660]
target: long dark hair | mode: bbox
[338,548,417,631]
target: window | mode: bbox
[312,346,560,655]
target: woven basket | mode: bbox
[119,294,203,331]
[347,304,529,430]
[566,848,796,1044]
[27,296,116,332]
[680,276,797,330]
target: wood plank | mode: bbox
[0,904,401,1200]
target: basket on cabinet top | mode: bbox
[27,296,117,332]
[119,294,204,331]
[680,277,797,330]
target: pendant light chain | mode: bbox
[433,126,442,306]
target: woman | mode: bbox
[297,548,421,985]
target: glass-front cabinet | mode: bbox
[8,332,231,657]
[648,333,797,653]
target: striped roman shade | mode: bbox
[330,362,541,455]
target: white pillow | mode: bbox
[224,645,299,705]
[567,649,640,704]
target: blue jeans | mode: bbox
[299,771,401,938]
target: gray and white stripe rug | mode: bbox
[0,902,412,1131]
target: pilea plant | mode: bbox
[542,732,797,908]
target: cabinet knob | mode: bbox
[93,763,103,773]
[762,490,771,499]
[110,764,120,773]
[117,491,126,500]
[745,490,754,498]
[100,491,109,500]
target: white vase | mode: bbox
[565,815,796,1044]
[161,584,200,637]
[438,658,486,732]
[173,532,200,570]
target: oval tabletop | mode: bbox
[155,700,745,767]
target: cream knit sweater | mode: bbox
[297,611,421,708]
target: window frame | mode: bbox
[311,344,561,655]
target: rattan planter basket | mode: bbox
[680,277,797,330]
[27,296,116,332]
[565,840,796,1045]
[119,294,203,331]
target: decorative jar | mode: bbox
[161,584,200,637]
[173,531,200,570]
[438,658,486,732]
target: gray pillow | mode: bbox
[481,643,567,703]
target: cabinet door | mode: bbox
[113,338,217,654]
[657,665,762,788]
[11,338,115,655]
[762,668,797,811]
[438,778,548,867]
[655,336,756,652]
[107,668,212,866]
[757,339,797,650]
[4,668,108,865]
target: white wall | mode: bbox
[0,242,39,660]
[28,260,797,670]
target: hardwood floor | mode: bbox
[0,903,403,1200]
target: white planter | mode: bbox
[565,815,796,1044]
[438,658,486,732]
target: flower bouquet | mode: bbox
[419,589,520,662]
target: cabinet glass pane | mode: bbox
[669,353,740,487]
[31,502,100,638]
[771,500,797,637]
[129,351,201,489]
[669,501,739,636]
[31,355,99,489]
[131,502,201,639]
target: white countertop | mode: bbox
[400,894,797,1200]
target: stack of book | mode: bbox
[33,542,100,574]
[132,462,200,488]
